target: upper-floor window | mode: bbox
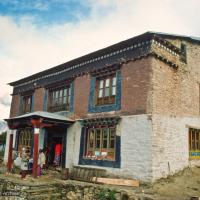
[96,75,116,105]
[22,95,32,114]
[48,86,71,112]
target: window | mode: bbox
[96,75,116,105]
[199,83,200,114]
[85,127,116,161]
[180,43,187,63]
[18,128,33,156]
[22,95,32,114]
[48,86,71,112]
[189,128,200,159]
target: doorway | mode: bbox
[45,127,67,168]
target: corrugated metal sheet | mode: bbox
[6,111,74,122]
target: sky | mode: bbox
[0,0,200,120]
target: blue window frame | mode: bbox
[79,127,121,168]
[88,71,121,113]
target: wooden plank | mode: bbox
[92,177,139,187]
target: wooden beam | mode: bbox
[32,127,39,178]
[7,133,13,172]
[92,177,139,187]
[31,119,42,128]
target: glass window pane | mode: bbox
[59,97,62,104]
[105,88,110,97]
[89,130,95,148]
[109,129,115,148]
[99,80,104,89]
[96,130,101,148]
[99,89,103,98]
[192,131,196,149]
[27,97,31,105]
[64,89,67,96]
[103,130,108,148]
[68,95,71,104]
[54,98,58,104]
[105,79,110,87]
[103,140,107,149]
[55,91,59,98]
[59,90,63,97]
[112,77,116,86]
[67,88,71,96]
[112,86,116,95]
[63,97,67,104]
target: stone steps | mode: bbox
[24,185,62,200]
[28,192,62,200]
[26,187,56,195]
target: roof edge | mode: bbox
[9,31,200,87]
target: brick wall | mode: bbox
[33,87,45,112]
[9,39,200,119]
[9,94,20,118]
[151,39,200,180]
[121,58,152,115]
[151,39,200,117]
[151,114,200,181]
[74,74,91,118]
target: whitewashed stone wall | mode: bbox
[65,122,82,169]
[4,130,16,163]
[5,114,200,182]
[66,115,153,182]
[119,115,153,181]
[152,114,200,181]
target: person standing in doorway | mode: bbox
[53,143,62,166]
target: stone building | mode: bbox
[4,32,200,182]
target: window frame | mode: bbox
[18,128,33,156]
[21,94,32,114]
[85,127,116,161]
[48,85,71,112]
[95,74,117,106]
[189,128,200,160]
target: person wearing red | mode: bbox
[53,143,62,166]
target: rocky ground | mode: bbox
[0,163,200,200]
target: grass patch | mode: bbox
[97,189,116,200]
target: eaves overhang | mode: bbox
[5,111,75,130]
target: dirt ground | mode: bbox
[135,166,200,200]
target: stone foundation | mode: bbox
[0,177,142,200]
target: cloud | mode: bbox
[0,0,199,120]
[0,94,10,107]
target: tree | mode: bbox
[0,131,7,152]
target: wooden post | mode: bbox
[7,133,13,172]
[33,128,39,178]
[31,119,41,178]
